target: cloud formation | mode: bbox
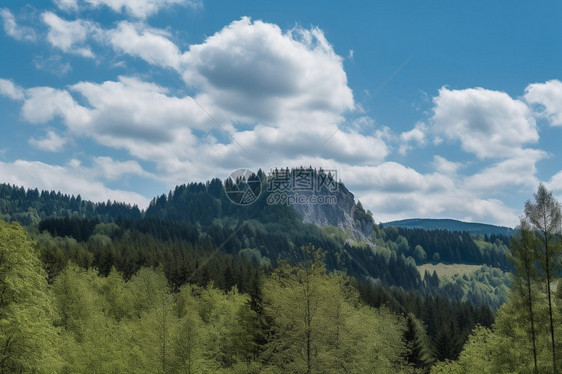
[0,8,36,42]
[55,0,200,19]
[107,22,181,69]
[29,130,68,152]
[525,79,562,126]
[0,159,150,207]
[431,86,538,159]
[42,11,97,58]
[181,17,354,125]
[1,4,559,227]
[399,122,426,155]
[0,78,24,100]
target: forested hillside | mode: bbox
[0,176,533,372]
[384,218,515,237]
[2,223,416,373]
[431,185,562,373]
[0,183,142,225]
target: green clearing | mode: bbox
[417,263,483,278]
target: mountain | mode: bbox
[147,168,374,239]
[383,218,515,236]
[0,176,512,306]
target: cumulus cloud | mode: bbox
[181,17,354,124]
[0,8,36,42]
[465,149,545,192]
[0,159,150,207]
[524,79,562,126]
[91,156,154,180]
[9,15,546,227]
[42,11,97,58]
[547,170,562,193]
[55,0,200,19]
[29,130,68,152]
[432,155,462,175]
[106,22,181,69]
[11,18,379,183]
[0,78,24,100]
[336,163,519,226]
[22,86,90,126]
[431,86,538,159]
[68,76,215,139]
[399,122,426,155]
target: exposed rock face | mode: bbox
[289,182,374,240]
[266,168,374,240]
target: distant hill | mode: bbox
[383,218,515,237]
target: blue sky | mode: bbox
[0,0,561,226]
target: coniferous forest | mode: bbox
[1,178,562,373]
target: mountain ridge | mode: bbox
[383,218,515,236]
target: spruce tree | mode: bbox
[402,313,432,372]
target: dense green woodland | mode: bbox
[384,218,515,237]
[5,178,557,372]
[1,222,428,373]
[431,185,562,374]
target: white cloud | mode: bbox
[29,130,68,152]
[0,78,24,100]
[342,163,452,194]
[55,0,80,12]
[107,22,181,69]
[0,8,36,42]
[181,17,354,124]
[432,155,462,175]
[92,156,153,180]
[42,12,97,58]
[0,159,150,207]
[12,18,379,183]
[22,86,91,126]
[465,149,545,192]
[524,79,562,126]
[431,86,538,159]
[399,121,426,155]
[55,0,200,19]
[33,55,72,77]
[548,178,562,215]
[336,163,519,226]
[68,76,214,137]
[547,170,562,195]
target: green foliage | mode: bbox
[385,218,515,237]
[0,183,141,225]
[0,220,62,373]
[384,226,512,270]
[437,265,511,309]
[436,185,562,373]
[1,216,516,373]
[263,245,408,373]
[413,245,427,263]
[402,313,433,372]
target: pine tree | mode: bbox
[402,313,432,373]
